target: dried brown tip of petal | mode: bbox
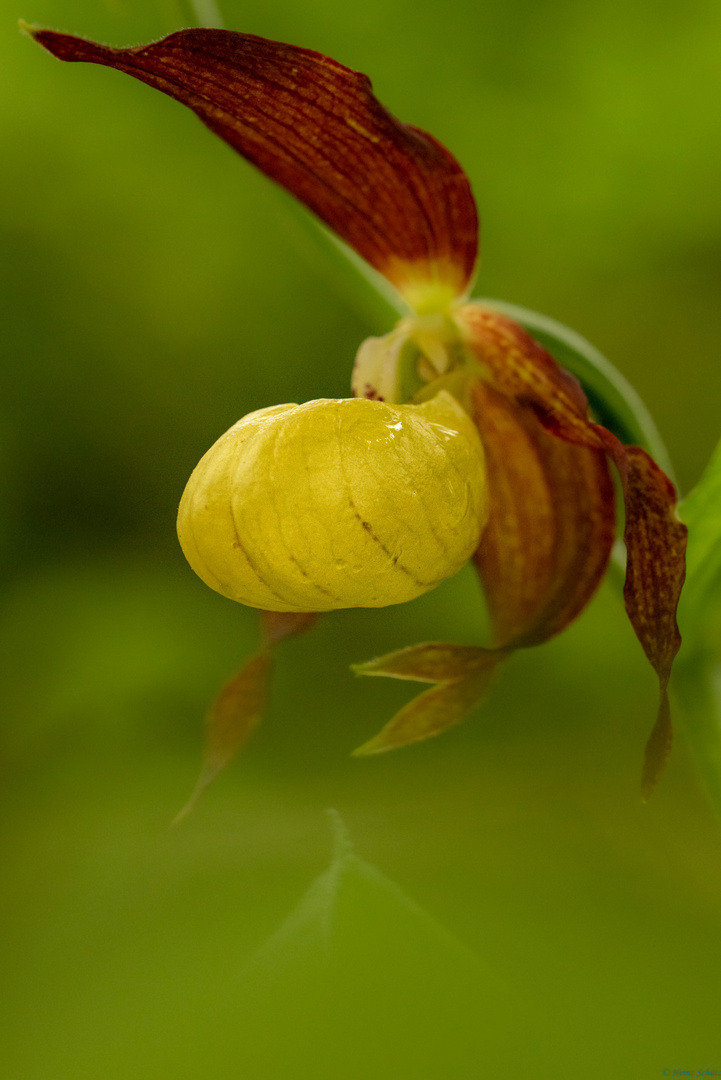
[31,28,478,304]
[471,383,615,649]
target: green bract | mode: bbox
[177,391,489,612]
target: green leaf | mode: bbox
[476,298,675,479]
[238,811,547,1074]
[244,810,478,972]
[678,435,721,648]
[674,654,721,818]
[670,438,721,819]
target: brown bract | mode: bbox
[30,25,688,794]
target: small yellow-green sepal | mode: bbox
[352,642,502,683]
[353,644,506,754]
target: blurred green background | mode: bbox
[2,0,721,1076]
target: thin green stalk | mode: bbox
[674,653,721,817]
[188,0,224,28]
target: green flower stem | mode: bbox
[188,0,224,28]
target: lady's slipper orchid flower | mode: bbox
[28,26,688,797]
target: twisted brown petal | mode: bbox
[29,26,478,306]
[623,448,687,797]
[462,304,687,791]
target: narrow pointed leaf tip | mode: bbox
[29,27,478,309]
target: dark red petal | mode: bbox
[30,27,478,305]
[470,382,616,649]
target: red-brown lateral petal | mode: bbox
[623,448,687,797]
[458,304,604,447]
[470,382,616,649]
[463,304,688,792]
[30,27,478,303]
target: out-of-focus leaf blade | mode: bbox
[674,654,721,818]
[244,810,478,971]
[678,435,721,647]
[240,811,546,1074]
[673,436,721,817]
